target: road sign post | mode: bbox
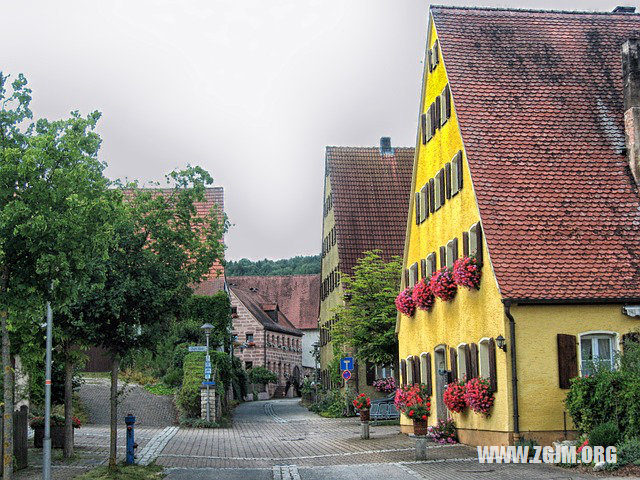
[340,357,354,371]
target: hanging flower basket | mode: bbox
[443,379,467,413]
[395,287,416,316]
[452,256,482,290]
[463,377,495,416]
[412,278,435,311]
[429,268,457,301]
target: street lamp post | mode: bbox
[201,323,214,422]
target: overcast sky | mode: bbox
[1,0,629,260]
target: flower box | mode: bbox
[429,268,457,301]
[33,425,71,449]
[395,287,416,316]
[452,256,482,290]
[412,278,435,311]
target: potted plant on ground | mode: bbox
[395,384,431,435]
[31,415,81,448]
[353,393,371,422]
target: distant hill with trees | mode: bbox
[225,255,320,276]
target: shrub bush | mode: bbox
[589,421,620,448]
[566,341,640,438]
[618,437,640,466]
[248,366,277,386]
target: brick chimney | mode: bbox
[622,39,640,184]
[380,137,394,156]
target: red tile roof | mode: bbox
[432,6,640,301]
[230,286,303,336]
[227,275,320,330]
[326,146,414,276]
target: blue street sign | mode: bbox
[202,381,216,386]
[189,346,207,352]
[342,370,351,381]
[340,357,354,371]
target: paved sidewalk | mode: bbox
[77,377,178,426]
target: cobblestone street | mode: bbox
[18,397,607,479]
[159,399,597,479]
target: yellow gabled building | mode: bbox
[397,6,640,446]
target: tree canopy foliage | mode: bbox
[332,251,402,367]
[225,255,320,276]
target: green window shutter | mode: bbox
[444,84,451,122]
[435,96,442,130]
[425,353,433,396]
[421,113,427,145]
[475,223,484,266]
[439,168,446,206]
[462,231,469,257]
[439,246,446,269]
[401,359,407,387]
[415,191,421,225]
[420,259,427,279]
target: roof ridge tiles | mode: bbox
[430,4,640,16]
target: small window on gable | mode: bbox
[446,238,458,269]
[580,333,616,376]
[409,262,419,286]
[457,344,467,380]
[246,333,254,343]
[426,253,437,277]
[479,339,490,378]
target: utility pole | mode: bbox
[43,299,53,480]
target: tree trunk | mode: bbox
[63,344,74,458]
[1,267,13,480]
[109,355,120,470]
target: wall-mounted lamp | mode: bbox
[496,335,507,352]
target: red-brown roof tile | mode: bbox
[230,286,303,336]
[326,146,414,276]
[432,6,640,300]
[227,275,320,330]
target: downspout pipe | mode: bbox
[503,300,520,436]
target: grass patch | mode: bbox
[144,384,176,396]
[75,465,164,479]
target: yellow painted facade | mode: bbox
[397,15,640,445]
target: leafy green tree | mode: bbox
[332,251,402,371]
[70,167,227,468]
[0,73,114,477]
[225,255,320,276]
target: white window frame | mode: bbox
[478,337,491,379]
[434,171,443,210]
[446,239,456,269]
[469,223,480,258]
[579,331,618,376]
[406,356,415,385]
[420,352,429,385]
[409,262,419,286]
[426,253,436,277]
[457,343,467,380]
[451,153,460,196]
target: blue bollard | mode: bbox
[125,414,136,465]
